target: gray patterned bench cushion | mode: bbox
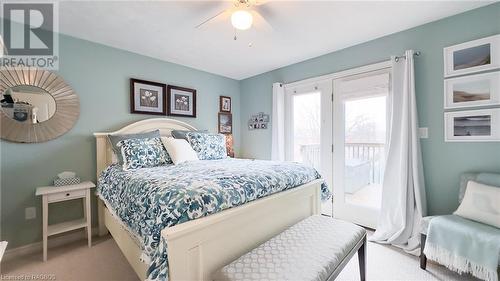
[214,215,366,281]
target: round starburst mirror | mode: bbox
[0,67,80,143]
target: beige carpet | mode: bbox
[2,235,479,281]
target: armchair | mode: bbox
[420,172,500,271]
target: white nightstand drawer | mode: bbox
[47,189,86,203]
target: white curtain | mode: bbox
[271,82,285,161]
[370,50,427,256]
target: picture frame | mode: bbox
[220,96,231,112]
[218,112,232,134]
[130,78,167,115]
[444,108,500,142]
[247,112,270,130]
[443,34,500,78]
[167,85,196,118]
[444,72,500,109]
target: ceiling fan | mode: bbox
[195,0,273,33]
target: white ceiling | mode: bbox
[58,1,492,80]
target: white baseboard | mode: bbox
[3,228,99,262]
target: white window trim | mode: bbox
[284,60,391,90]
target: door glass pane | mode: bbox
[292,91,332,215]
[292,92,321,170]
[344,95,386,210]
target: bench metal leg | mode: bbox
[420,234,427,270]
[358,236,366,281]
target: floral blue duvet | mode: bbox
[96,158,330,281]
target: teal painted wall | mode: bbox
[240,4,500,215]
[2,4,500,249]
[1,31,240,248]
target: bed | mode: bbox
[94,118,326,281]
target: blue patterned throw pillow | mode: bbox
[186,132,227,160]
[108,130,161,165]
[117,137,172,170]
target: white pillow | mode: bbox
[454,181,500,228]
[161,137,199,165]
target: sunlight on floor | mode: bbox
[345,183,382,209]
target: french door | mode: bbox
[284,80,333,215]
[332,68,391,228]
[282,63,391,225]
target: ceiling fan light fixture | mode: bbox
[231,10,253,30]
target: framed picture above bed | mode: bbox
[130,78,167,115]
[444,108,500,142]
[443,34,500,78]
[220,96,231,112]
[218,112,232,134]
[444,72,500,109]
[167,85,197,118]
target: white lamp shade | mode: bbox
[231,10,253,30]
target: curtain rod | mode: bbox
[394,51,420,62]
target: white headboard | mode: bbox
[94,118,197,177]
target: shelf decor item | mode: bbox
[54,177,81,187]
[444,72,500,109]
[248,112,269,130]
[220,96,231,112]
[130,78,167,115]
[444,108,500,142]
[53,171,80,187]
[167,85,197,118]
[443,34,500,78]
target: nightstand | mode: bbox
[35,181,95,261]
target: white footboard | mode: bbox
[164,179,322,281]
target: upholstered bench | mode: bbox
[213,215,367,281]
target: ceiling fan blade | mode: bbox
[195,9,228,28]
